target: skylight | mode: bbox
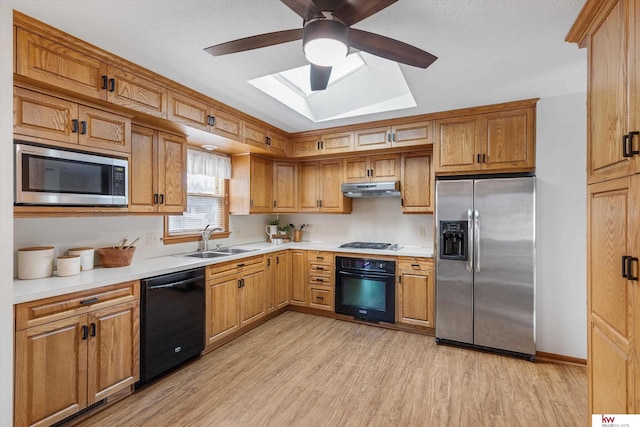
[248,52,417,123]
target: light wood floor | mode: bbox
[78,311,586,427]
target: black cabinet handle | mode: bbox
[109,78,115,92]
[392,133,396,142]
[273,200,277,208]
[80,297,99,305]
[411,264,420,268]
[72,119,79,133]
[387,133,391,142]
[624,131,640,157]
[317,296,324,301]
[154,193,159,204]
[477,154,482,163]
[319,200,323,208]
[623,255,638,280]
[159,194,164,204]
[482,154,487,163]
[102,75,108,90]
[81,325,89,340]
[237,263,245,267]
[276,256,280,264]
[238,279,242,288]
[267,258,271,267]
[401,198,404,207]
[266,136,272,146]
[208,115,216,127]
[250,199,254,207]
[90,323,97,337]
[80,121,87,135]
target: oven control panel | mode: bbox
[337,256,395,274]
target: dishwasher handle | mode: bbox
[148,275,204,290]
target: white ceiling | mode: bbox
[7,0,587,133]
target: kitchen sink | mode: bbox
[183,251,230,258]
[216,247,258,254]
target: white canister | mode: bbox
[68,247,94,271]
[56,255,81,277]
[17,246,54,280]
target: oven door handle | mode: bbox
[338,271,394,280]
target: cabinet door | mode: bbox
[309,286,334,311]
[298,162,320,211]
[129,126,158,213]
[210,108,243,141]
[354,127,391,151]
[344,157,370,183]
[106,66,167,118]
[274,252,291,309]
[322,131,354,154]
[273,162,297,212]
[392,121,433,147]
[292,135,321,158]
[267,131,288,157]
[319,160,350,213]
[87,301,139,403]
[266,254,277,312]
[587,176,638,414]
[207,276,240,345]
[16,28,107,100]
[481,108,534,172]
[370,154,400,182]
[244,122,267,149]
[15,316,88,427]
[398,270,433,327]
[156,132,186,213]
[588,0,637,183]
[290,250,307,305]
[78,105,131,153]
[401,152,433,213]
[167,91,209,131]
[249,156,273,213]
[240,269,267,327]
[13,87,78,144]
[435,116,481,174]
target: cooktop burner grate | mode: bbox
[339,242,393,250]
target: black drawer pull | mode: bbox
[80,297,99,305]
[90,322,97,337]
[317,296,324,301]
[237,263,245,267]
[81,325,89,340]
[411,264,420,268]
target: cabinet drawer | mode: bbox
[397,257,433,272]
[206,255,264,279]
[15,280,139,330]
[309,263,332,273]
[307,251,334,265]
[309,286,333,310]
[309,275,333,286]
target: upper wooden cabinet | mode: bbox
[298,160,351,213]
[129,125,186,214]
[14,86,131,153]
[243,122,288,157]
[354,121,433,151]
[435,106,535,175]
[105,66,167,118]
[273,161,298,213]
[291,131,354,158]
[344,154,400,183]
[167,91,243,141]
[230,155,273,214]
[401,151,433,213]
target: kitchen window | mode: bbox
[163,149,231,244]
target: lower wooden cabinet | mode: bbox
[307,251,335,312]
[205,256,266,346]
[14,281,140,427]
[396,257,434,327]
[290,249,308,306]
[267,251,291,311]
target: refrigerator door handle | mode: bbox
[474,209,480,273]
[467,209,473,272]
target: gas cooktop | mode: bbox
[339,242,402,251]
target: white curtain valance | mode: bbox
[187,149,231,193]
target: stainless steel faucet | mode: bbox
[200,225,224,251]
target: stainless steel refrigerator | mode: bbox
[435,176,535,359]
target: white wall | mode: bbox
[535,93,587,359]
[0,4,14,426]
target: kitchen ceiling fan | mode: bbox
[204,0,437,91]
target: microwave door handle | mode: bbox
[467,209,473,272]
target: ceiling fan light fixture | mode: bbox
[303,19,349,67]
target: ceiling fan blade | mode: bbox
[281,0,324,21]
[350,28,437,68]
[310,64,332,91]
[334,0,398,26]
[204,29,303,56]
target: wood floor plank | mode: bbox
[77,312,586,426]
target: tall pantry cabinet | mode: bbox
[567,0,640,415]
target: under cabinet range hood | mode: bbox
[341,181,401,198]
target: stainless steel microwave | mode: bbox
[15,143,128,206]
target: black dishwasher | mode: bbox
[139,267,205,385]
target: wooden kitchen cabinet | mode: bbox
[307,251,335,311]
[205,256,266,346]
[104,65,168,118]
[298,160,352,213]
[291,131,354,157]
[129,125,186,214]
[273,161,298,212]
[267,251,291,312]
[401,151,434,213]
[244,122,288,157]
[168,90,243,141]
[396,257,434,327]
[14,281,140,427]
[354,121,433,151]
[290,249,308,306]
[230,154,273,214]
[344,154,400,183]
[14,86,131,153]
[435,106,535,175]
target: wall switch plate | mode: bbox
[146,232,160,246]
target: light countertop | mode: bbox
[13,241,433,304]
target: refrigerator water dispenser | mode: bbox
[439,221,468,261]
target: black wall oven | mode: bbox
[335,256,396,323]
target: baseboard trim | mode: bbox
[535,351,586,366]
